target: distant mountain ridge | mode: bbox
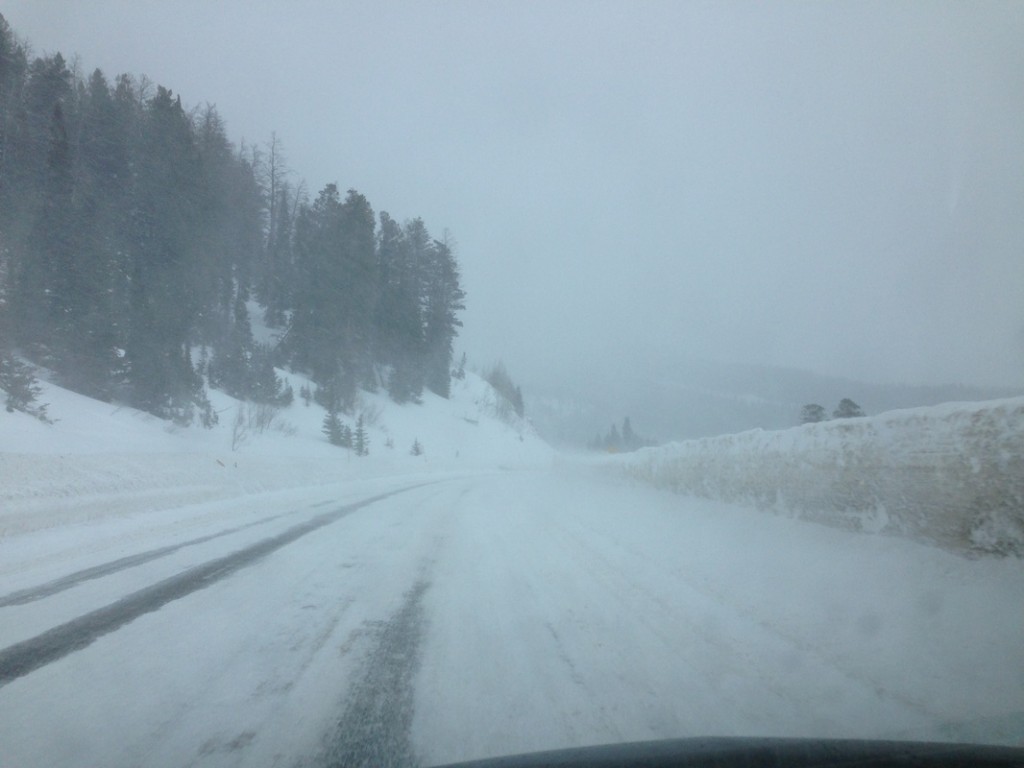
[525,355,1021,447]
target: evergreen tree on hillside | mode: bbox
[286,185,376,385]
[258,182,298,327]
[248,343,292,405]
[0,16,28,218]
[337,189,378,388]
[62,69,132,398]
[284,187,333,378]
[79,69,131,196]
[122,86,211,421]
[354,414,368,456]
[421,234,465,398]
[256,135,305,330]
[0,349,47,420]
[7,54,73,352]
[192,105,241,337]
[7,53,72,215]
[208,294,254,399]
[378,212,424,403]
[322,408,344,446]
[22,102,74,352]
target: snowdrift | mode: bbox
[615,397,1024,556]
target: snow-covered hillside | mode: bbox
[0,370,553,537]
[613,397,1024,556]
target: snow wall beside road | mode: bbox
[617,397,1024,556]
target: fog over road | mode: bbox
[1,469,1021,767]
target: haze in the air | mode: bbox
[5,0,1023,389]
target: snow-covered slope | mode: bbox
[0,371,553,536]
[612,397,1024,556]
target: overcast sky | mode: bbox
[5,1,1024,389]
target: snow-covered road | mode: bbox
[1,468,1022,767]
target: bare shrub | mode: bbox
[231,401,291,450]
[359,401,383,427]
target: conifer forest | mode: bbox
[0,14,466,426]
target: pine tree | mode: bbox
[0,16,29,218]
[421,235,465,398]
[256,133,294,326]
[833,398,865,419]
[286,185,377,387]
[56,67,129,399]
[410,438,423,456]
[259,183,297,327]
[622,417,635,447]
[5,52,72,228]
[606,423,622,451]
[379,213,424,403]
[248,343,292,405]
[800,403,827,423]
[122,86,208,421]
[13,99,74,353]
[354,414,368,456]
[322,409,344,446]
[0,350,45,419]
[208,293,254,398]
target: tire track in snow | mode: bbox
[0,509,297,607]
[319,579,429,768]
[0,483,435,688]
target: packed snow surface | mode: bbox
[1,378,1022,766]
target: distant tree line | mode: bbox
[589,417,655,453]
[800,398,866,424]
[0,14,465,424]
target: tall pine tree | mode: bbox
[422,234,465,398]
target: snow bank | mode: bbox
[615,397,1024,556]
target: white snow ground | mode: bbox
[1,376,1022,767]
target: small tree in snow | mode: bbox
[322,409,344,446]
[354,414,369,456]
[0,352,50,422]
[833,398,865,419]
[452,352,466,380]
[410,438,423,456]
[800,403,827,424]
